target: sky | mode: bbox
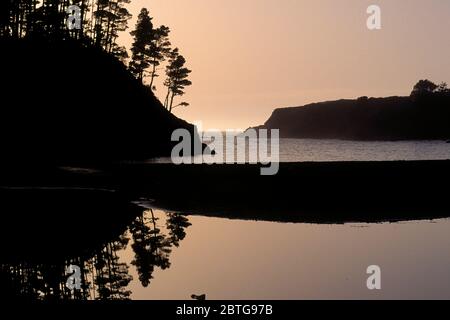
[120,0,450,130]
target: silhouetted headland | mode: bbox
[0,37,202,165]
[255,80,450,140]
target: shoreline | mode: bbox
[1,159,449,260]
[1,160,449,225]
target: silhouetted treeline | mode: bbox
[257,80,450,140]
[0,0,131,58]
[129,8,192,112]
[0,1,192,111]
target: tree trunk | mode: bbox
[149,61,157,89]
[164,86,171,109]
[169,92,176,113]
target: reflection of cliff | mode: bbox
[0,189,191,300]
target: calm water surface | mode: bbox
[3,196,450,300]
[121,209,450,300]
[151,139,450,163]
[277,139,450,162]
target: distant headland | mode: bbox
[255,80,450,141]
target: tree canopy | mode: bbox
[163,47,193,112]
[0,0,131,60]
[1,1,192,112]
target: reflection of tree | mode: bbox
[91,234,132,300]
[167,213,192,247]
[0,236,132,301]
[130,209,172,287]
[0,260,89,300]
[0,208,192,299]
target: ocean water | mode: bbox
[151,139,450,163]
[277,139,450,162]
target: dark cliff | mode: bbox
[0,38,200,164]
[256,94,450,140]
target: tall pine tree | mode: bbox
[129,8,153,82]
[164,47,192,112]
[147,25,171,89]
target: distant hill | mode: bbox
[255,88,450,140]
[0,38,200,165]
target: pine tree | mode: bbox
[108,0,132,60]
[164,48,192,112]
[148,25,171,89]
[129,8,153,82]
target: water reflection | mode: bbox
[0,189,191,300]
[129,210,191,288]
[0,234,134,300]
[3,187,450,300]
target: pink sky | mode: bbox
[120,0,450,129]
